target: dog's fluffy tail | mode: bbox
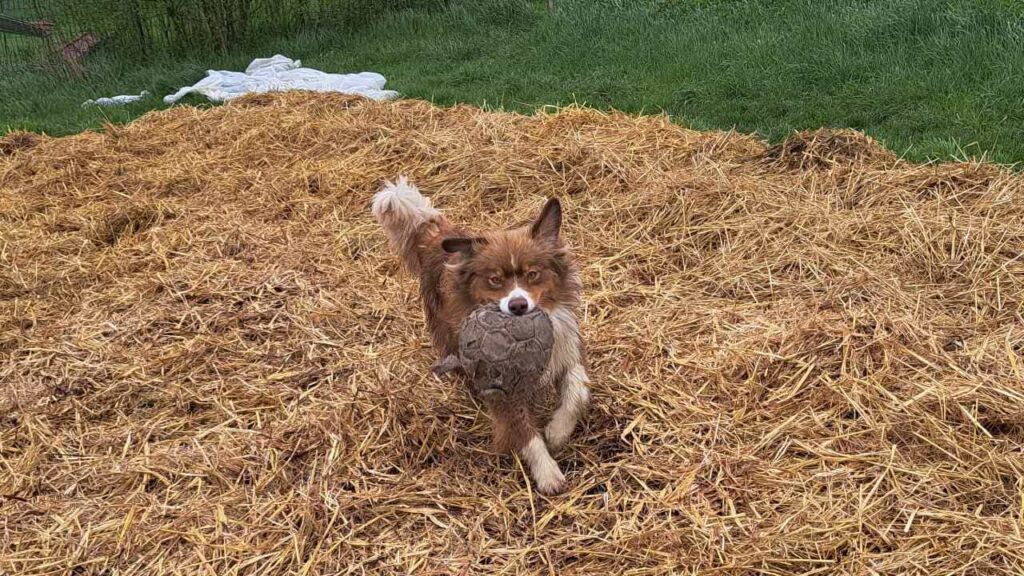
[372,176,443,274]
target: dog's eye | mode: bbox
[526,270,541,283]
[488,275,503,288]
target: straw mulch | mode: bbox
[2,92,1024,575]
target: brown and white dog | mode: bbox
[372,177,590,494]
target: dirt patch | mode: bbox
[765,128,898,170]
[0,131,43,156]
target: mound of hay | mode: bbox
[2,92,1023,574]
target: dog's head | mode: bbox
[443,198,578,315]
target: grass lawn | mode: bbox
[2,0,1023,164]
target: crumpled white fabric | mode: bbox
[82,90,150,108]
[162,55,399,104]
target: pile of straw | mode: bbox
[2,92,1023,574]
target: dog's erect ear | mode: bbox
[530,198,562,241]
[442,236,486,256]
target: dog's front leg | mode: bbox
[544,363,590,451]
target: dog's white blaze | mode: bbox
[499,283,535,314]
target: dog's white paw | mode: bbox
[522,435,566,495]
[533,465,566,496]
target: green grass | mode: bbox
[3,0,1024,164]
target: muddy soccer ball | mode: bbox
[435,303,554,399]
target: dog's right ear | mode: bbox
[442,236,486,257]
[530,198,562,241]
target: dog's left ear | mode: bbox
[530,198,562,241]
[442,236,487,257]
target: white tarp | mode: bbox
[81,55,398,108]
[81,90,150,108]
[162,55,399,104]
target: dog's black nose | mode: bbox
[508,297,529,316]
